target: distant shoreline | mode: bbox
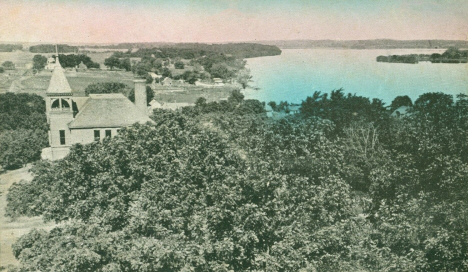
[1,39,468,51]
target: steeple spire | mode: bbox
[46,44,72,95]
[55,44,61,67]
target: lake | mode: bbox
[244,49,468,105]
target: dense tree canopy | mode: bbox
[2,61,15,70]
[54,54,100,69]
[32,55,47,70]
[29,44,78,53]
[5,90,468,271]
[84,82,131,97]
[0,93,48,170]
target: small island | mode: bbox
[377,47,468,64]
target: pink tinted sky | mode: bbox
[0,0,467,43]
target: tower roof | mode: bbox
[46,54,72,95]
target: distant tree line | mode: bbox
[29,44,78,53]
[31,54,100,70]
[0,44,23,52]
[53,54,100,69]
[377,47,468,64]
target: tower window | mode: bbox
[94,130,100,141]
[51,99,60,109]
[61,99,70,109]
[105,130,112,138]
[59,130,66,145]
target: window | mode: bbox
[59,130,66,145]
[105,130,111,138]
[51,99,60,109]
[94,130,100,141]
[61,99,70,109]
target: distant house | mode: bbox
[265,104,274,118]
[162,77,173,86]
[45,57,57,70]
[129,57,142,66]
[148,72,163,88]
[148,72,162,81]
[289,105,301,114]
[77,61,87,70]
[213,78,224,86]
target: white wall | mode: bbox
[70,128,120,145]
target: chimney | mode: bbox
[134,79,147,115]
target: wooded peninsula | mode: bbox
[377,47,468,64]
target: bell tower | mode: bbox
[45,46,74,159]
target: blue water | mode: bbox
[244,49,468,105]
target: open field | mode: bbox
[0,166,56,268]
[154,85,235,103]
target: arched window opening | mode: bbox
[61,99,70,109]
[51,99,60,109]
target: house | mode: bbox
[41,54,151,161]
[289,105,301,114]
[77,61,87,70]
[265,104,274,118]
[148,72,163,87]
[45,57,57,70]
[129,57,142,66]
[213,78,224,86]
[162,77,173,86]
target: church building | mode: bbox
[41,54,152,161]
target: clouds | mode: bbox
[0,0,466,43]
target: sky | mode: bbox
[0,0,467,44]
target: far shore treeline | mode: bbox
[377,47,468,64]
[4,85,468,271]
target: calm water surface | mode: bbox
[244,49,468,104]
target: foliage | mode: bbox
[2,61,15,70]
[6,89,468,271]
[300,89,389,135]
[0,44,22,52]
[32,55,47,70]
[0,129,48,169]
[0,93,48,169]
[104,56,121,70]
[29,44,78,53]
[390,95,413,111]
[174,60,184,69]
[55,54,100,69]
[0,67,4,73]
[84,82,131,97]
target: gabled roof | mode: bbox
[72,97,90,111]
[148,72,162,79]
[46,59,72,95]
[68,93,152,129]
